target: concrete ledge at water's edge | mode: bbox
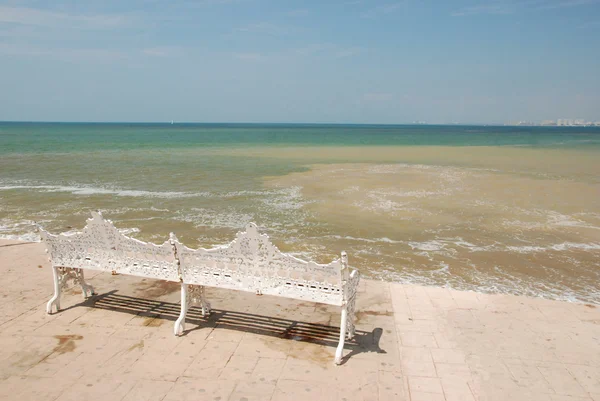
[1,239,600,401]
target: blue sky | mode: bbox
[0,0,599,124]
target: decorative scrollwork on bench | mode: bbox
[57,267,83,290]
[175,223,346,305]
[41,212,361,365]
[39,211,179,282]
[57,267,95,296]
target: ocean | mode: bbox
[1,122,599,303]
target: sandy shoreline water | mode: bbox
[3,153,600,305]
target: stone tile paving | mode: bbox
[0,240,599,400]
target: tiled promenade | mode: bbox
[0,240,599,400]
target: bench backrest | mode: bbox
[40,212,180,282]
[175,223,347,306]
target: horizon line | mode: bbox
[0,120,562,127]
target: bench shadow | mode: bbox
[71,291,386,363]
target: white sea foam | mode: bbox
[0,220,40,242]
[431,262,451,275]
[372,261,600,304]
[119,227,141,236]
[260,186,313,211]
[506,245,547,253]
[407,236,600,254]
[503,242,600,253]
[0,232,41,242]
[0,184,212,198]
[339,186,360,195]
[329,233,600,256]
[106,206,171,214]
[176,208,255,229]
[352,199,416,216]
[286,251,320,261]
[324,235,403,244]
[501,208,600,231]
[408,240,446,251]
[551,242,600,251]
[378,237,402,244]
[0,182,321,203]
[367,188,449,198]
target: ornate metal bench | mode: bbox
[40,212,360,365]
[173,223,360,364]
[40,212,180,314]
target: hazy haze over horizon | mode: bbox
[1,0,599,124]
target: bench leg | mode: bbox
[174,283,188,336]
[334,306,348,365]
[346,294,357,340]
[46,266,61,314]
[199,286,211,317]
[77,269,95,299]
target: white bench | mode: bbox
[173,223,360,364]
[40,212,360,365]
[40,212,180,314]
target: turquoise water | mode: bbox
[1,122,599,303]
[2,122,600,153]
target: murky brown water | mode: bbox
[252,146,600,303]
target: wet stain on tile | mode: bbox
[285,341,331,367]
[136,280,180,298]
[143,317,163,327]
[355,310,393,322]
[53,334,83,354]
[128,340,144,352]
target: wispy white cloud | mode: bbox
[142,46,184,57]
[285,9,309,17]
[294,43,331,56]
[578,19,600,27]
[451,4,514,16]
[0,6,126,29]
[232,52,262,61]
[181,0,249,6]
[361,2,407,18]
[0,43,127,62]
[538,0,600,9]
[452,0,600,16]
[0,24,39,39]
[334,47,363,58]
[294,43,363,58]
[143,48,169,57]
[230,44,361,62]
[363,92,394,102]
[233,22,289,36]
